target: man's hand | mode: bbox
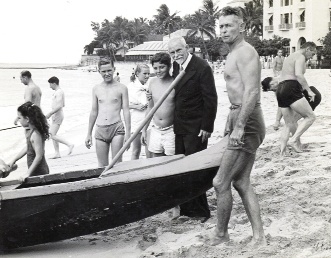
[198,130,211,143]
[146,91,152,101]
[85,136,92,149]
[307,89,315,102]
[229,127,244,147]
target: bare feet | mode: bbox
[288,140,303,153]
[67,144,74,155]
[246,236,267,248]
[50,154,61,159]
[209,231,230,246]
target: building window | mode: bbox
[285,0,289,6]
[269,0,273,7]
[290,13,292,23]
[284,13,289,24]
[301,0,305,2]
[300,10,305,22]
[280,0,283,6]
[269,15,273,25]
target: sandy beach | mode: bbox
[2,65,331,258]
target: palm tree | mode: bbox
[187,10,215,59]
[111,16,131,61]
[153,4,181,35]
[240,0,263,36]
[97,19,118,60]
[201,0,221,26]
[129,18,149,45]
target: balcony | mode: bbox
[265,25,274,31]
[279,23,293,30]
[295,22,306,29]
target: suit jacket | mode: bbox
[173,55,218,135]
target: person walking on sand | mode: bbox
[211,7,266,247]
[14,70,42,125]
[169,37,218,222]
[141,53,175,158]
[114,72,121,82]
[0,102,50,185]
[85,58,131,167]
[45,76,74,159]
[128,64,151,160]
[273,49,284,77]
[276,42,316,155]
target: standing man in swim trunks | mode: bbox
[85,58,131,167]
[15,70,42,125]
[273,49,284,77]
[211,6,266,247]
[141,52,175,157]
[276,42,316,155]
[45,76,74,159]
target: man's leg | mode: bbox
[288,98,315,152]
[232,154,266,246]
[280,107,297,156]
[95,140,110,167]
[177,134,210,219]
[49,123,61,159]
[51,133,74,156]
[273,107,282,130]
[110,134,125,163]
[211,150,251,244]
[131,133,142,160]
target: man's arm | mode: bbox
[46,91,64,119]
[141,84,154,146]
[295,56,315,101]
[85,88,98,149]
[121,86,131,148]
[232,46,260,145]
[272,58,277,76]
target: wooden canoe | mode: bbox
[0,136,227,250]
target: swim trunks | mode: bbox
[225,103,265,154]
[52,109,64,125]
[95,121,125,144]
[148,125,175,155]
[276,80,304,107]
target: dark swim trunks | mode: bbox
[95,121,125,144]
[276,80,304,107]
[225,103,265,154]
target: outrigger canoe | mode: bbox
[0,136,228,250]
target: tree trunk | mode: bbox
[200,30,209,60]
[121,35,126,62]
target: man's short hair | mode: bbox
[261,77,273,91]
[48,76,59,85]
[220,6,244,20]
[151,52,171,67]
[98,57,114,69]
[21,70,32,79]
[301,42,317,50]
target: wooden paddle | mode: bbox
[100,70,186,176]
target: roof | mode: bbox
[126,41,168,56]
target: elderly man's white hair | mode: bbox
[168,36,187,47]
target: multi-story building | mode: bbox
[263,0,331,54]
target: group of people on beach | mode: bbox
[0,5,320,248]
[0,71,74,181]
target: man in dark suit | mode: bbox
[168,37,218,221]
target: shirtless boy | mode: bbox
[46,76,74,159]
[276,42,316,155]
[211,6,266,247]
[141,52,175,157]
[15,70,42,125]
[85,58,131,167]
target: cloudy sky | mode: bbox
[0,0,227,64]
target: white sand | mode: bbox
[3,66,331,258]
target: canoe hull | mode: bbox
[0,167,217,250]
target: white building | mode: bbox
[263,0,331,54]
[226,0,251,8]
